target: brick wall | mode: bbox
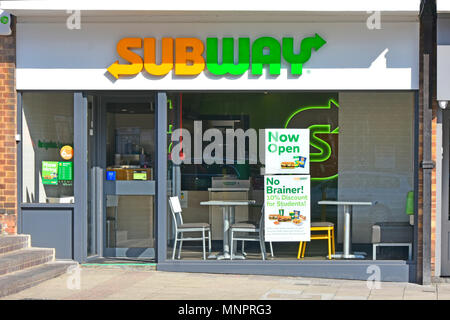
[0,17,16,234]
[416,64,438,280]
[431,101,437,275]
[429,15,438,279]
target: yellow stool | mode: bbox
[297,222,335,260]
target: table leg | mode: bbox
[343,204,352,256]
[229,206,245,260]
[213,205,246,260]
[331,204,367,259]
[220,206,231,259]
[229,206,235,256]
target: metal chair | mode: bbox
[230,208,270,260]
[240,238,274,258]
[169,196,211,260]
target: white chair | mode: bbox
[169,196,211,260]
[230,208,273,260]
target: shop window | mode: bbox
[22,93,74,203]
[166,91,414,261]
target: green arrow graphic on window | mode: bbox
[284,99,339,181]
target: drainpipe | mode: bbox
[419,0,436,285]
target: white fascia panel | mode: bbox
[438,0,450,13]
[1,0,421,13]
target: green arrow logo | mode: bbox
[282,33,327,75]
[284,99,339,181]
[0,16,9,25]
[309,124,338,163]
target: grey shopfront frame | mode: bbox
[17,91,418,282]
[16,91,166,262]
[93,93,158,259]
[17,92,86,261]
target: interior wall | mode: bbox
[337,91,415,243]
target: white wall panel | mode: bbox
[337,92,415,244]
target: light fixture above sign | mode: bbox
[439,100,449,110]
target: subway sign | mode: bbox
[107,35,326,79]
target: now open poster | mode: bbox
[264,175,311,242]
[264,129,310,175]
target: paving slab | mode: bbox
[368,295,403,300]
[335,289,371,298]
[2,267,450,300]
[403,294,437,300]
[333,295,368,300]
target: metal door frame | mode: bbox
[94,93,157,259]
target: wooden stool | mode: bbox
[297,222,335,260]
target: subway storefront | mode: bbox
[5,7,424,282]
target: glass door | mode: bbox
[101,95,156,259]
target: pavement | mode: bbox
[1,266,450,300]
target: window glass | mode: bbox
[167,91,414,261]
[104,101,156,250]
[337,92,414,251]
[22,93,74,203]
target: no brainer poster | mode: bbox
[264,175,311,242]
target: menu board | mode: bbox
[58,162,73,186]
[264,129,310,175]
[264,175,311,242]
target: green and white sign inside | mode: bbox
[265,129,310,175]
[42,161,59,185]
[58,162,73,181]
[264,128,311,242]
[264,175,311,242]
[42,161,73,186]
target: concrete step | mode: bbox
[0,260,78,298]
[0,235,30,255]
[0,248,54,277]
